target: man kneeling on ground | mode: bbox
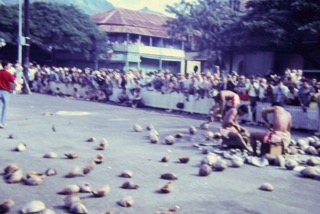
[220,104,252,152]
[250,102,292,157]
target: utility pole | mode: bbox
[22,0,31,94]
[18,0,22,64]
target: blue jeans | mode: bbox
[0,89,10,125]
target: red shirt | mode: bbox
[0,69,16,91]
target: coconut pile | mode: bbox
[1,121,319,213]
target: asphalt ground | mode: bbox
[0,93,319,214]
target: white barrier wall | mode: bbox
[49,82,318,131]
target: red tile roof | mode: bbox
[91,8,172,38]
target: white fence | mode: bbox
[49,82,318,131]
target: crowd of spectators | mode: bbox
[1,61,320,118]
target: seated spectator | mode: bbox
[72,87,81,99]
[130,89,144,108]
[117,87,130,104]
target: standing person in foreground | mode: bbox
[220,104,252,152]
[0,60,17,128]
[249,102,291,156]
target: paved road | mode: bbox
[0,93,319,214]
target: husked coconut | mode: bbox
[179,157,190,164]
[200,123,210,130]
[160,181,173,193]
[189,126,197,135]
[306,146,318,156]
[150,133,159,144]
[92,185,111,197]
[201,154,218,166]
[297,139,308,147]
[64,153,79,159]
[259,183,274,191]
[285,159,298,170]
[24,176,43,186]
[231,156,244,168]
[121,181,139,189]
[306,157,319,166]
[161,156,170,162]
[3,163,20,175]
[213,159,228,171]
[64,196,82,208]
[65,167,82,178]
[300,167,317,179]
[161,173,178,180]
[205,131,214,140]
[199,164,212,176]
[43,152,58,159]
[15,143,27,152]
[165,135,175,145]
[69,202,88,214]
[0,198,15,214]
[21,200,46,214]
[6,169,23,184]
[119,170,133,178]
[79,182,92,193]
[58,184,80,195]
[133,124,143,132]
[118,196,134,207]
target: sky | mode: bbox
[108,0,194,16]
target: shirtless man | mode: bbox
[220,104,252,152]
[208,90,240,122]
[250,102,292,156]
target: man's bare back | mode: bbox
[262,106,291,133]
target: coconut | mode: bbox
[259,183,274,191]
[175,133,184,138]
[285,159,298,170]
[297,138,308,147]
[150,133,159,144]
[79,182,92,193]
[92,185,111,197]
[306,146,318,156]
[200,123,210,130]
[43,208,56,214]
[94,153,104,164]
[213,159,228,171]
[165,135,175,145]
[26,171,46,179]
[86,137,95,142]
[119,170,133,178]
[201,154,218,166]
[189,126,197,135]
[198,164,212,176]
[65,167,82,178]
[64,196,82,208]
[274,155,285,167]
[21,200,46,214]
[6,169,23,184]
[160,181,173,193]
[149,129,159,136]
[83,162,95,175]
[0,199,15,214]
[231,156,244,168]
[300,167,317,178]
[8,134,15,139]
[45,168,57,176]
[121,181,139,189]
[205,131,214,140]
[69,202,88,214]
[118,196,134,207]
[15,143,27,152]
[179,157,190,164]
[24,176,43,186]
[64,153,79,159]
[161,156,170,162]
[133,124,143,132]
[3,163,20,175]
[307,137,316,145]
[161,173,178,180]
[289,139,297,146]
[96,139,108,150]
[43,152,58,159]
[146,124,154,131]
[306,157,319,166]
[288,146,298,155]
[58,184,80,195]
[298,149,305,155]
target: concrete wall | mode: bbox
[243,51,274,76]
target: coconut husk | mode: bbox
[3,163,20,175]
[285,159,298,170]
[306,146,318,156]
[92,185,111,197]
[165,135,175,145]
[199,164,212,176]
[300,167,317,179]
[160,181,173,193]
[175,133,184,138]
[200,123,210,130]
[93,153,104,164]
[96,139,108,150]
[64,196,82,208]
[0,199,15,214]
[65,167,82,178]
[150,133,159,144]
[259,183,274,191]
[306,157,319,166]
[43,152,58,159]
[179,157,190,164]
[15,143,27,152]
[64,153,79,159]
[213,159,228,171]
[161,156,170,163]
[58,184,80,195]
[189,126,197,135]
[119,170,133,178]
[121,181,139,189]
[231,156,244,168]
[24,176,43,186]
[133,124,143,132]
[79,182,92,193]
[69,202,88,214]
[117,196,134,207]
[21,200,46,214]
[45,168,57,176]
[6,169,23,184]
[86,137,95,142]
[161,173,178,180]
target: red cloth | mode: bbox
[0,69,16,91]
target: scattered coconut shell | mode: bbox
[69,202,88,214]
[160,173,178,180]
[300,167,317,179]
[160,181,173,193]
[179,157,190,164]
[65,167,82,178]
[117,196,134,207]
[161,156,170,163]
[165,135,175,145]
[3,163,20,175]
[0,198,15,214]
[259,183,274,192]
[150,133,159,144]
[43,152,58,159]
[45,168,57,176]
[92,185,111,197]
[79,182,92,193]
[121,181,139,189]
[306,157,319,166]
[6,169,23,184]
[231,156,244,168]
[200,123,210,130]
[64,196,82,208]
[24,176,43,186]
[285,159,298,170]
[15,143,27,152]
[146,124,154,131]
[119,170,133,178]
[213,159,228,171]
[297,138,308,147]
[306,146,318,156]
[133,124,143,132]
[199,164,212,176]
[64,153,79,159]
[175,133,184,138]
[26,171,46,179]
[58,184,80,195]
[96,139,108,150]
[274,155,285,167]
[93,153,104,164]
[201,154,218,166]
[21,200,46,214]
[83,163,94,175]
[189,126,197,135]
[86,137,95,142]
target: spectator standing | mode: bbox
[298,79,314,112]
[286,86,300,106]
[273,80,288,106]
